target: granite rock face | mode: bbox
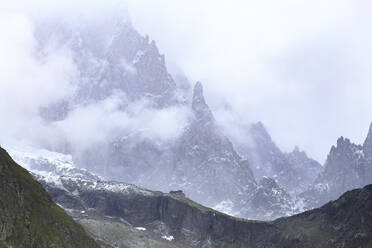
[170,82,257,207]
[302,124,372,209]
[285,146,323,193]
[240,177,296,220]
[234,122,322,195]
[37,17,181,118]
[65,81,260,215]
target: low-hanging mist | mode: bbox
[0,12,191,158]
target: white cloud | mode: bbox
[0,14,76,145]
[55,93,191,151]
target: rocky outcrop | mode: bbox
[0,147,100,248]
[51,81,264,218]
[38,17,181,117]
[363,123,372,160]
[236,122,322,195]
[170,82,257,208]
[274,184,372,248]
[285,146,323,193]
[302,125,372,209]
[240,177,296,220]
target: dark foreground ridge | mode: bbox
[0,147,101,248]
[2,147,372,248]
[80,185,372,247]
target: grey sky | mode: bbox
[1,0,372,162]
[127,0,372,162]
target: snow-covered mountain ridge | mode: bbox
[7,146,153,198]
[7,144,307,220]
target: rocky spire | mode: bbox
[249,121,272,143]
[192,82,206,108]
[363,122,372,158]
[191,82,214,123]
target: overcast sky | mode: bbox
[127,0,372,162]
[2,0,372,162]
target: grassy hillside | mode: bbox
[0,147,101,248]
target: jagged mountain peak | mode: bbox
[242,175,296,220]
[253,121,267,131]
[328,136,362,160]
[336,136,352,146]
[259,176,278,188]
[193,80,203,97]
[191,81,214,123]
[250,121,272,142]
[301,131,371,209]
[291,145,304,155]
[289,146,310,161]
[192,81,206,108]
[39,16,180,122]
[363,122,372,157]
[292,145,300,152]
[244,121,322,195]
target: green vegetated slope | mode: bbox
[274,184,372,248]
[0,147,101,248]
